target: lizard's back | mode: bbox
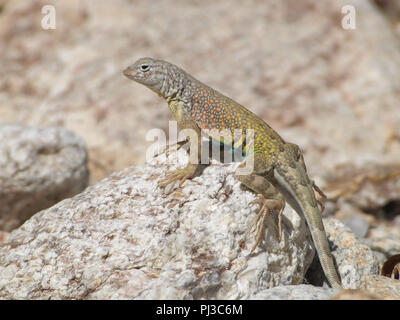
[187,80,285,157]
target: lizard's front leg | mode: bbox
[158,109,202,190]
[158,161,199,189]
[234,154,285,252]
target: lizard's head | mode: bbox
[123,57,161,86]
[123,57,187,99]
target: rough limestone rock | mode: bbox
[0,152,317,299]
[331,289,386,300]
[0,124,89,231]
[307,218,379,289]
[250,284,337,300]
[327,219,380,289]
[360,275,400,299]
[323,163,400,211]
[0,151,384,299]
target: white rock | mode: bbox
[0,124,89,231]
[325,219,380,289]
[0,152,314,299]
[250,284,337,300]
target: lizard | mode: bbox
[123,57,342,289]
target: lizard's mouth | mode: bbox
[123,66,136,80]
[123,66,148,84]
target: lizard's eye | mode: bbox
[140,64,150,72]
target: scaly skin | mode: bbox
[123,57,342,289]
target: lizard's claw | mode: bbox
[158,164,197,190]
[277,202,285,242]
[251,201,269,253]
[249,194,265,208]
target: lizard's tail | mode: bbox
[274,170,342,289]
[302,200,342,290]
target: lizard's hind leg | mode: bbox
[249,194,285,252]
[235,156,285,252]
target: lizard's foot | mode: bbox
[249,195,285,253]
[312,180,327,212]
[158,163,198,190]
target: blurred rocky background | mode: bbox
[0,0,399,299]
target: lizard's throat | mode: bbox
[159,68,189,101]
[161,81,185,102]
